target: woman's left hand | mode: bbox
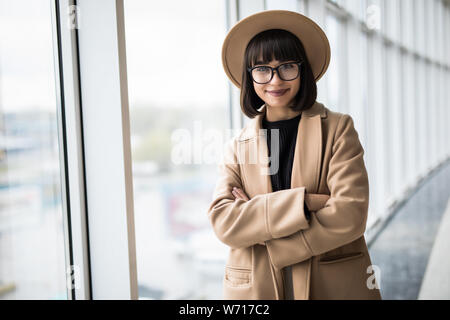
[232,187,250,201]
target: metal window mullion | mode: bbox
[76,0,137,300]
[227,0,244,130]
[51,0,92,300]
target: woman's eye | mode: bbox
[282,64,295,69]
[255,67,269,72]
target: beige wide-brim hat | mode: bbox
[222,10,331,89]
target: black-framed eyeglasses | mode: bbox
[247,61,303,84]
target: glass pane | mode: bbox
[265,0,298,11]
[124,0,229,299]
[0,0,68,299]
[342,0,366,21]
[239,0,264,18]
[346,23,368,160]
[325,13,343,111]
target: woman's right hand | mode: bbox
[231,187,265,246]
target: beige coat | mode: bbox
[207,101,382,300]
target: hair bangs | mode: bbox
[247,29,302,67]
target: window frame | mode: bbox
[52,0,138,299]
[51,0,91,300]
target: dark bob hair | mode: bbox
[240,29,317,118]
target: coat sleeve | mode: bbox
[265,114,370,270]
[207,136,310,249]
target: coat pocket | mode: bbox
[312,251,378,299]
[224,266,252,287]
[319,252,364,265]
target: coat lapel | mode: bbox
[238,101,327,195]
[291,105,324,193]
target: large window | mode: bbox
[123,0,229,299]
[0,0,68,299]
[1,0,449,301]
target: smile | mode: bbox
[266,89,289,97]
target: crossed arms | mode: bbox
[207,114,369,270]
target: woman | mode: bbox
[208,10,382,300]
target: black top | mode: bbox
[262,113,310,220]
[262,112,310,300]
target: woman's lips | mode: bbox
[266,89,289,97]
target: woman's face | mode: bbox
[252,59,301,109]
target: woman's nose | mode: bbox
[270,70,283,84]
